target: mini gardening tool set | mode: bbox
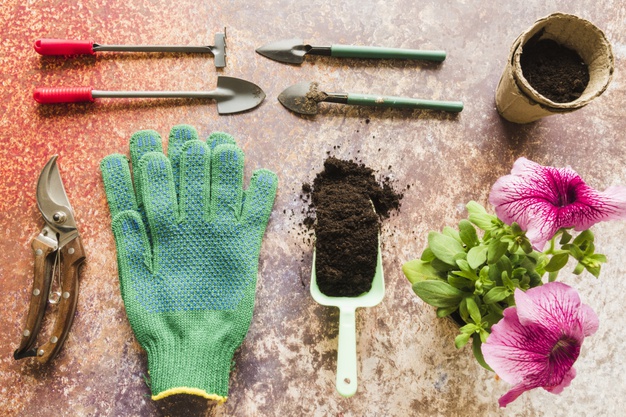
[33,30,463,115]
[15,12,616,408]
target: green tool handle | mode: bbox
[346,94,463,112]
[331,45,446,62]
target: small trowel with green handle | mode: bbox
[278,81,463,115]
[256,38,446,64]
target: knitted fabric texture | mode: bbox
[100,125,278,401]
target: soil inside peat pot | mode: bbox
[520,38,590,103]
[304,157,402,297]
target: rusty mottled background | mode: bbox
[1,1,625,416]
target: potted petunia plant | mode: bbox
[403,157,626,407]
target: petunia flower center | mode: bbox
[549,336,580,372]
[556,184,579,207]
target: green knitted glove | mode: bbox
[100,125,278,402]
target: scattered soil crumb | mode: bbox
[295,82,328,114]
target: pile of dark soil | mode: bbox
[303,157,402,297]
[520,38,589,103]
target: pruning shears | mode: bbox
[14,156,85,363]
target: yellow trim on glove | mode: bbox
[152,387,227,404]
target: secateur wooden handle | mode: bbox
[14,235,85,363]
[37,236,85,363]
[13,234,56,360]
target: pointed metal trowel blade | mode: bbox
[255,38,309,64]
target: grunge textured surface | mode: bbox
[0,1,625,416]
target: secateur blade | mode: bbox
[36,155,78,247]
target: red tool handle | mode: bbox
[33,87,94,104]
[34,39,94,55]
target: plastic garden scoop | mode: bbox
[279,81,463,115]
[34,31,227,68]
[310,240,385,398]
[33,76,265,114]
[256,38,446,65]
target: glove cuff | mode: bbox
[146,338,235,403]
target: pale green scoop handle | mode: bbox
[331,45,446,62]
[337,306,358,397]
[310,241,385,398]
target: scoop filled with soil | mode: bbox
[304,157,402,397]
[495,13,613,123]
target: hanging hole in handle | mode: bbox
[344,378,351,384]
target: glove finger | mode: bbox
[130,130,163,209]
[207,131,236,149]
[110,210,153,301]
[138,152,179,235]
[167,125,198,199]
[179,140,211,222]
[210,144,244,221]
[100,154,138,218]
[242,169,278,233]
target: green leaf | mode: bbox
[452,270,479,281]
[402,259,441,284]
[459,220,479,248]
[431,258,456,272]
[585,264,601,278]
[458,298,469,323]
[459,323,478,334]
[548,271,559,282]
[583,241,595,256]
[501,271,516,291]
[484,287,510,304]
[466,201,487,215]
[511,222,523,235]
[466,297,481,323]
[469,213,496,231]
[564,244,584,260]
[456,259,473,272]
[428,231,465,266]
[436,305,458,318]
[443,226,462,243]
[467,245,488,269]
[412,280,465,308]
[559,230,573,245]
[544,253,569,272]
[573,229,594,246]
[420,247,436,262]
[487,239,508,264]
[479,329,489,343]
[455,332,472,349]
[589,253,607,263]
[472,334,493,371]
[519,238,533,254]
[448,275,474,290]
[573,262,585,275]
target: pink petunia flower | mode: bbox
[489,157,626,250]
[482,282,598,407]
